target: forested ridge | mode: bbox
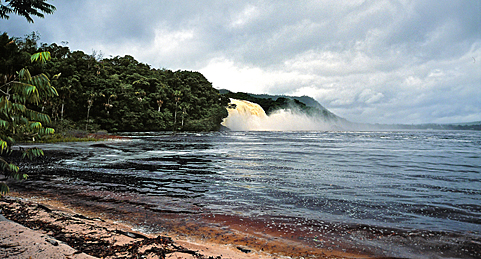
[1,32,230,133]
[221,89,340,120]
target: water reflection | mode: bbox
[12,131,481,258]
[23,134,221,201]
[19,131,481,231]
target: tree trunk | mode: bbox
[173,101,180,131]
[61,102,64,120]
[86,106,91,131]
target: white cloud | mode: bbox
[152,28,195,53]
[200,57,313,94]
[1,0,480,124]
[229,4,260,28]
[359,89,384,104]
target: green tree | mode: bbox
[0,49,58,195]
[0,0,55,23]
[4,34,230,133]
[85,92,95,131]
[172,90,182,130]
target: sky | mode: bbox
[1,0,480,124]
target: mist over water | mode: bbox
[222,99,335,131]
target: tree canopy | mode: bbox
[1,32,230,133]
[0,0,55,23]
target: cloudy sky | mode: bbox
[2,0,480,124]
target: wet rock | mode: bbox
[236,246,251,253]
[46,238,59,246]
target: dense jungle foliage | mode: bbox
[1,32,230,133]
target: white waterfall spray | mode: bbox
[222,99,338,131]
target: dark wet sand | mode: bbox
[3,185,380,259]
[5,177,481,259]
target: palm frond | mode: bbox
[29,121,42,130]
[0,157,18,172]
[22,147,44,160]
[38,127,54,135]
[24,109,52,123]
[30,51,51,63]
[17,68,32,81]
[0,140,8,152]
[0,120,8,128]
[0,183,9,195]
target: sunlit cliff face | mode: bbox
[222,99,334,131]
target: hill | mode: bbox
[248,93,327,110]
[219,89,345,122]
[219,90,481,131]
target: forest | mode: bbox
[0,32,230,134]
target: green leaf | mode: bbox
[31,52,51,64]
[9,163,19,172]
[11,103,26,112]
[0,97,7,108]
[24,85,38,95]
[0,140,8,151]
[12,172,24,180]
[0,183,9,195]
[20,117,28,125]
[29,121,42,130]
[24,109,52,124]
[22,148,44,160]
[0,120,8,128]
[40,127,55,135]
[18,68,32,81]
[0,157,18,172]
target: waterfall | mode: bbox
[222,99,268,131]
[222,99,335,131]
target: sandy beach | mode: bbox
[0,193,372,259]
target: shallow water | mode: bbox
[14,130,481,258]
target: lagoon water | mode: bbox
[17,130,481,258]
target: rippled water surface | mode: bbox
[18,130,481,257]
